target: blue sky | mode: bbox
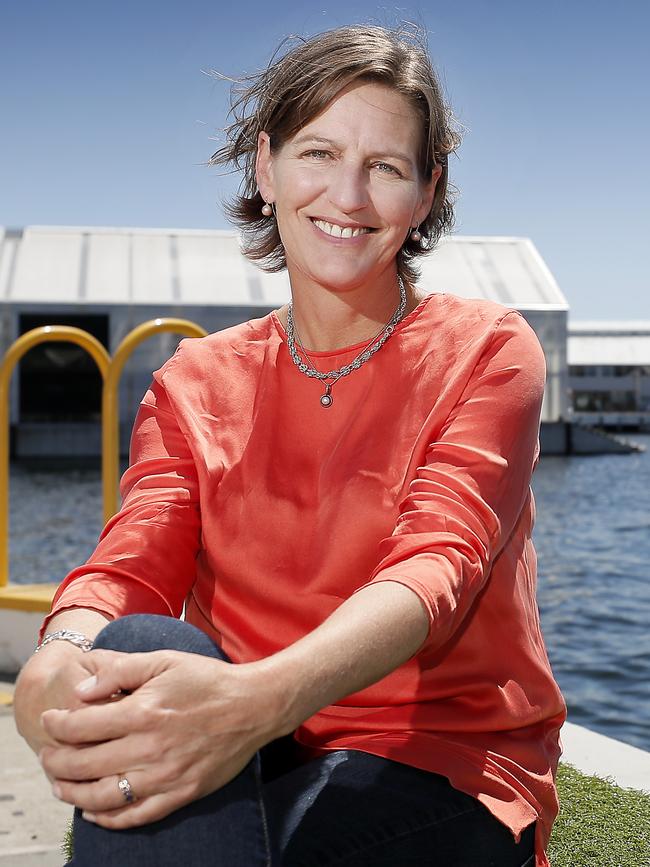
[2,0,648,320]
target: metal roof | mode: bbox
[419,235,568,310]
[569,322,650,366]
[0,226,569,311]
[570,321,650,333]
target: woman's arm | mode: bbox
[258,580,429,737]
[41,353,202,641]
[264,309,547,735]
[18,348,201,755]
[38,583,428,829]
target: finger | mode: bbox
[41,732,151,782]
[75,651,169,702]
[80,791,192,830]
[53,773,141,812]
[78,756,249,830]
[53,768,167,814]
[41,694,143,744]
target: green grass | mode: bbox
[549,763,650,866]
[62,822,73,862]
[62,762,650,865]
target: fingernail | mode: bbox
[77,675,98,694]
[82,811,96,823]
[52,783,62,799]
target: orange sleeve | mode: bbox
[41,363,201,638]
[353,310,545,654]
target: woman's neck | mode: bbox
[275,272,425,352]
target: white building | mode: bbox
[0,224,591,456]
[568,321,650,430]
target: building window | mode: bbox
[18,314,109,422]
[570,365,602,377]
[573,390,638,412]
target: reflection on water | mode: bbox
[8,433,650,751]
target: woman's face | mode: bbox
[256,81,441,294]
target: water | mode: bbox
[9,464,104,586]
[532,432,650,752]
[7,435,650,752]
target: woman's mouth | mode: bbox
[311,218,374,239]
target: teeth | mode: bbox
[313,219,370,238]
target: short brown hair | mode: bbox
[209,24,462,282]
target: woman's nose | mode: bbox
[326,161,369,213]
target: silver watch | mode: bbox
[35,630,94,653]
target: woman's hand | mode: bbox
[14,610,112,756]
[14,643,99,755]
[39,649,288,829]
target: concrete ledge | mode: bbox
[560,721,650,793]
[0,585,57,613]
[0,589,55,673]
[0,608,46,673]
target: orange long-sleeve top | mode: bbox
[46,292,567,867]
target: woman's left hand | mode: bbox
[39,649,288,829]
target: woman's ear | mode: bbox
[255,131,274,203]
[415,163,443,225]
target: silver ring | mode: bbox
[117,775,136,804]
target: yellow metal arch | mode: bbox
[0,327,111,593]
[103,318,207,521]
[0,319,207,610]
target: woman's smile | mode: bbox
[256,80,437,295]
[310,217,375,240]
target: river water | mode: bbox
[7,433,650,752]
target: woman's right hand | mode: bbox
[14,642,97,756]
[14,609,112,756]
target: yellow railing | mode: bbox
[0,319,207,611]
[102,319,208,520]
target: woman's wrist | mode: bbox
[40,607,112,646]
[35,630,94,654]
[237,658,301,742]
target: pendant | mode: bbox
[320,383,333,408]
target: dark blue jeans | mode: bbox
[68,615,536,866]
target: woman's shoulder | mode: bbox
[159,312,277,376]
[416,291,537,348]
[423,291,524,326]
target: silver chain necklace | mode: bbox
[286,276,407,408]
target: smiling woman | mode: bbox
[210,25,459,285]
[14,23,565,867]
[252,82,439,322]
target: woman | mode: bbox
[14,24,566,867]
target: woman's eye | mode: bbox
[373,162,401,176]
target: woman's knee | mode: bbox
[92,614,230,661]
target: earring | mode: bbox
[261,202,273,217]
[410,225,422,242]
